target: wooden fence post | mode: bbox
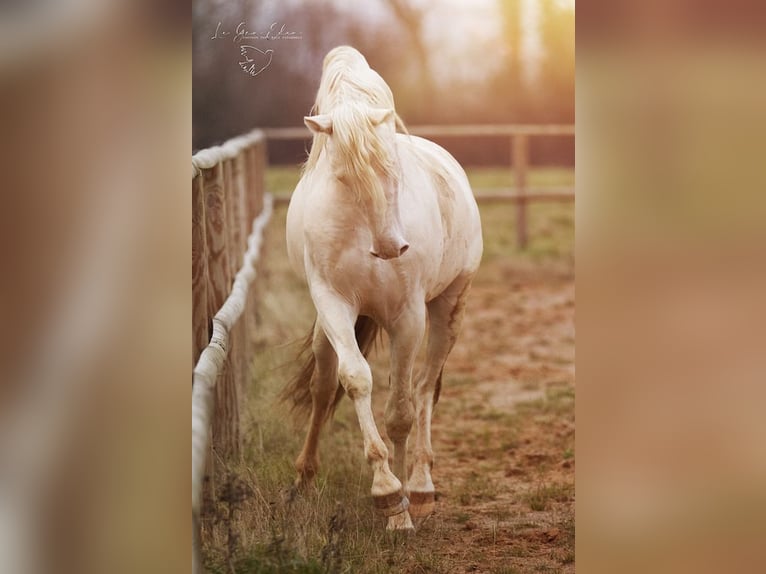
[202,163,239,458]
[513,134,529,249]
[243,142,264,366]
[253,139,267,214]
[192,176,209,369]
[244,146,257,224]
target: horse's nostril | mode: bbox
[399,244,410,256]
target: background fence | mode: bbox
[263,124,575,248]
[191,129,272,574]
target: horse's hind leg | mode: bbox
[384,303,426,502]
[408,274,473,519]
[294,322,338,488]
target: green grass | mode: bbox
[455,472,500,506]
[454,512,471,524]
[265,167,304,197]
[516,385,575,418]
[465,167,574,189]
[524,483,575,512]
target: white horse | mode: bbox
[283,46,483,531]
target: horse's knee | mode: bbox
[338,358,372,399]
[364,438,390,465]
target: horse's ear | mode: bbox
[304,114,333,134]
[369,108,394,126]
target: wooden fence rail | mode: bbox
[191,129,273,574]
[263,124,574,249]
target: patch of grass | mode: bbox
[455,472,499,506]
[445,374,477,388]
[478,409,511,422]
[521,380,540,391]
[516,385,575,418]
[219,543,325,574]
[478,201,574,265]
[454,512,471,524]
[265,166,303,198]
[506,542,532,558]
[500,426,521,452]
[525,483,574,512]
[410,549,446,573]
[466,167,574,189]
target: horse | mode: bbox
[283,46,483,531]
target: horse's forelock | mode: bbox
[331,102,398,212]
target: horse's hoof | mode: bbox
[408,491,435,519]
[386,510,415,533]
[373,491,409,517]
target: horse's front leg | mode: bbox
[311,285,413,531]
[385,303,426,501]
[409,275,473,520]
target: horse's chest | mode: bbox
[315,254,411,315]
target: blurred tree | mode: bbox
[384,0,435,119]
[533,0,575,164]
[537,0,575,122]
[490,0,527,122]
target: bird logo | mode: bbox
[238,46,273,77]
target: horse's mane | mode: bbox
[304,47,407,210]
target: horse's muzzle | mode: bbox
[370,241,409,260]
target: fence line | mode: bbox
[263,124,574,248]
[191,129,272,574]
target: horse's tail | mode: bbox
[281,316,380,422]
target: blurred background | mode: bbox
[193,0,574,166]
[1,0,763,572]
